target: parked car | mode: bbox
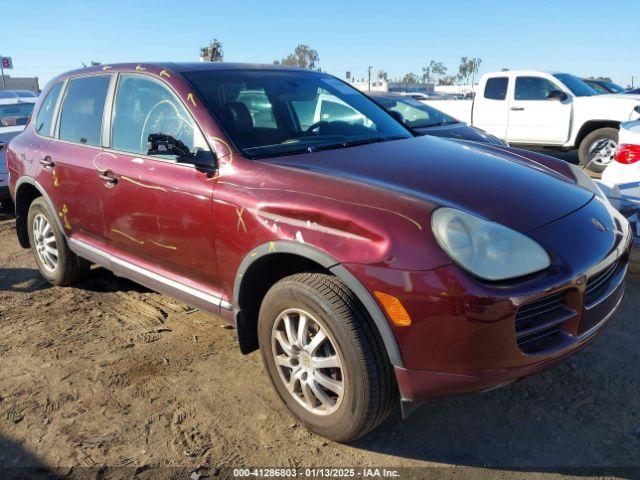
[0,92,37,207]
[422,70,640,172]
[625,88,640,95]
[368,91,507,145]
[7,63,632,442]
[601,121,640,196]
[583,78,626,94]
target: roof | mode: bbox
[55,62,315,81]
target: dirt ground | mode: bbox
[0,208,639,480]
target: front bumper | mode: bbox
[346,197,633,403]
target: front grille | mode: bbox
[515,292,569,353]
[585,260,619,306]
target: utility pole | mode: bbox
[367,66,372,91]
[0,56,5,90]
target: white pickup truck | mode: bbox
[424,70,640,171]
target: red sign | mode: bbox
[1,57,13,69]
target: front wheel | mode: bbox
[578,127,618,173]
[258,273,397,442]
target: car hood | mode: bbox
[267,135,593,232]
[414,122,505,145]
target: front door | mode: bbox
[99,73,219,292]
[507,76,572,145]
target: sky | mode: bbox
[2,0,639,89]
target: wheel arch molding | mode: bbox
[14,177,65,249]
[232,240,404,368]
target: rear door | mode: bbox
[97,73,220,291]
[45,74,113,248]
[472,76,510,139]
[506,75,572,144]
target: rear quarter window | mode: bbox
[58,75,111,146]
[35,83,63,137]
[484,77,509,100]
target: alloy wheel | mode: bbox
[271,308,345,416]
[33,213,58,272]
[588,138,618,167]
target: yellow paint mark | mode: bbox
[210,136,234,165]
[187,92,197,107]
[149,239,177,250]
[159,69,171,78]
[121,176,167,192]
[102,65,111,70]
[268,241,276,253]
[58,205,72,230]
[135,64,146,71]
[250,252,257,257]
[53,171,60,187]
[111,228,144,245]
[236,207,247,233]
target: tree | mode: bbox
[274,44,320,70]
[457,57,482,85]
[200,39,224,62]
[401,72,420,84]
[377,70,388,81]
[422,60,447,83]
[440,75,456,86]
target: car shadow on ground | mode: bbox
[0,435,61,479]
[353,278,640,476]
[0,266,149,295]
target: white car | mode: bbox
[600,121,640,243]
[0,91,37,206]
[601,121,640,192]
[423,71,640,172]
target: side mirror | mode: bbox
[147,133,191,157]
[547,90,568,101]
[389,110,405,124]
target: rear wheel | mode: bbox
[258,273,397,442]
[27,197,89,285]
[578,127,618,173]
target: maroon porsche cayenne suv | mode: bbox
[6,63,632,441]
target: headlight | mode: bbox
[431,207,551,281]
[568,163,606,200]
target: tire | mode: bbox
[578,127,619,173]
[27,197,89,286]
[258,273,397,442]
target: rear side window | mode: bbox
[484,77,508,100]
[35,83,63,137]
[515,76,559,100]
[111,74,207,160]
[59,76,110,146]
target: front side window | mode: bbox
[183,70,411,159]
[484,77,508,100]
[59,76,110,146]
[236,90,277,128]
[377,96,457,129]
[514,76,561,100]
[111,74,208,161]
[34,83,62,136]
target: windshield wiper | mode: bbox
[419,121,459,128]
[313,136,396,152]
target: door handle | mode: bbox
[510,107,525,111]
[98,169,118,187]
[39,156,55,170]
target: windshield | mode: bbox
[553,74,597,97]
[602,81,625,93]
[0,102,34,127]
[375,96,457,129]
[183,70,412,158]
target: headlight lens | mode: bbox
[431,208,551,281]
[568,163,606,200]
